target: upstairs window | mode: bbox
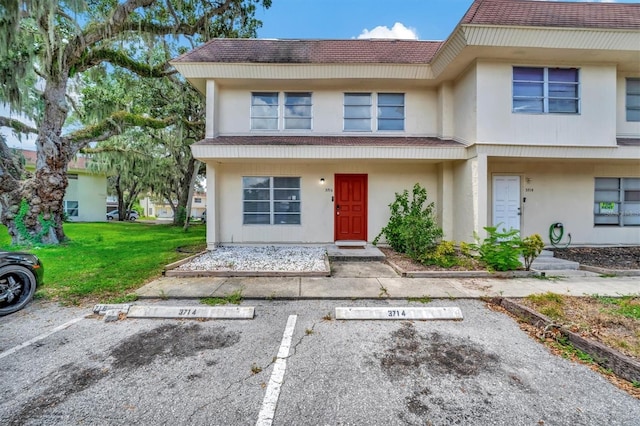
[284,92,312,129]
[627,78,640,122]
[344,93,372,131]
[377,93,405,130]
[344,93,405,131]
[513,67,579,114]
[243,177,301,225]
[594,178,640,227]
[251,92,278,130]
[251,92,313,130]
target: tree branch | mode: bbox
[0,117,39,135]
[66,111,176,152]
[72,48,177,77]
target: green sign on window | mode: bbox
[600,202,615,211]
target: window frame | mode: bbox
[377,93,405,131]
[284,92,313,130]
[64,200,79,217]
[250,92,279,131]
[251,92,313,131]
[512,67,580,114]
[242,176,301,225]
[343,92,372,132]
[626,78,640,122]
[594,177,640,227]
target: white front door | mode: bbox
[493,176,521,231]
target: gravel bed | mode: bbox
[176,246,327,272]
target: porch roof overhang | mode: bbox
[469,141,640,160]
[190,136,467,161]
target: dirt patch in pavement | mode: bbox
[109,323,240,369]
[377,322,502,424]
[8,363,108,426]
[378,322,499,380]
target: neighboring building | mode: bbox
[140,193,207,220]
[21,150,108,222]
[171,0,640,249]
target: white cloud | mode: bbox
[357,22,418,40]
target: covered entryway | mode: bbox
[492,175,521,231]
[334,174,368,242]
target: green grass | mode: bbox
[591,294,640,320]
[525,292,565,320]
[201,290,243,306]
[0,222,206,303]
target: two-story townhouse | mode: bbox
[21,150,108,222]
[172,0,640,250]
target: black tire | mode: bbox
[0,265,37,316]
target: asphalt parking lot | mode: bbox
[1,299,639,425]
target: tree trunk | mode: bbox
[2,78,70,245]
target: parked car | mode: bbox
[0,251,44,316]
[106,210,139,221]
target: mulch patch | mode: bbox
[552,246,640,270]
[379,247,485,271]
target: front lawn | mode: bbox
[0,222,206,303]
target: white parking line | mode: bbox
[0,316,85,360]
[256,314,297,426]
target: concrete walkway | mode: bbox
[136,261,640,300]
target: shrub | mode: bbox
[373,183,443,260]
[522,233,544,271]
[473,225,523,271]
[422,240,458,268]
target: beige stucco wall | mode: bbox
[208,161,441,245]
[452,66,477,144]
[489,159,640,245]
[65,173,107,222]
[476,62,618,146]
[617,73,640,138]
[216,88,439,136]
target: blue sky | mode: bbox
[255,0,638,40]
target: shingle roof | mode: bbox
[173,39,442,64]
[461,0,640,30]
[196,136,463,147]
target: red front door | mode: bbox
[334,174,368,241]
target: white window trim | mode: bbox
[512,67,580,114]
[594,177,640,227]
[626,77,640,122]
[64,200,79,217]
[343,92,406,132]
[243,177,301,225]
[251,92,313,131]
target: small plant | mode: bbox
[251,363,262,374]
[322,312,332,321]
[421,240,458,268]
[473,225,523,271]
[379,285,389,298]
[305,328,314,335]
[407,296,433,304]
[109,293,138,304]
[159,290,169,300]
[521,233,544,271]
[632,381,640,389]
[373,183,443,261]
